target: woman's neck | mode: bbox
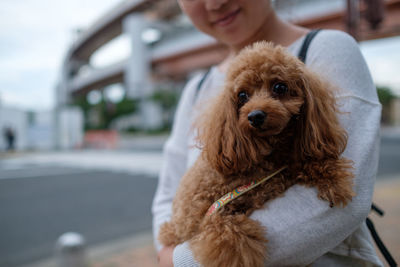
[218,13,309,73]
[233,11,308,52]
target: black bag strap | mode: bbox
[297,29,321,63]
[368,204,397,267]
[194,68,212,102]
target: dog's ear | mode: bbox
[295,69,347,161]
[196,88,246,176]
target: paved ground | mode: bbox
[2,130,399,267]
[1,137,166,267]
[0,167,158,267]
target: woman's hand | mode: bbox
[158,246,175,267]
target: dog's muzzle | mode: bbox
[248,110,266,128]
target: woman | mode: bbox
[152,0,383,266]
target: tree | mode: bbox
[72,94,138,130]
[377,86,396,124]
[150,89,179,129]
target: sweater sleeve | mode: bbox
[172,30,382,266]
[152,74,203,252]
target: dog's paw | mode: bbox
[318,186,354,207]
[158,221,180,247]
[317,173,355,208]
[304,158,355,208]
[190,214,267,267]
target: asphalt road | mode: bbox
[0,136,399,267]
[0,166,157,267]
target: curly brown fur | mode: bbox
[159,41,355,267]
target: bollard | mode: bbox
[55,232,88,267]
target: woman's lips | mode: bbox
[213,8,241,27]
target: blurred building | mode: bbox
[0,105,28,151]
[0,104,60,151]
[26,110,55,151]
[56,107,84,150]
[56,0,400,145]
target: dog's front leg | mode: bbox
[159,220,182,247]
[190,214,268,267]
[300,158,355,207]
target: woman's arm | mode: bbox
[172,30,382,266]
[152,74,204,252]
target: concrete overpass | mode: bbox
[58,0,180,101]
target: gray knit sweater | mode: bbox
[152,30,383,266]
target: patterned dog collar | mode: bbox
[206,166,287,216]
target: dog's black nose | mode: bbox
[248,110,266,128]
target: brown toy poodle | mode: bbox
[158,41,355,267]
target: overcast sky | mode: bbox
[0,0,399,111]
[0,0,123,111]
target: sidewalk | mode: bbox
[90,233,158,267]
[23,232,158,267]
[0,150,164,177]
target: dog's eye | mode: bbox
[272,82,288,95]
[238,91,249,104]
